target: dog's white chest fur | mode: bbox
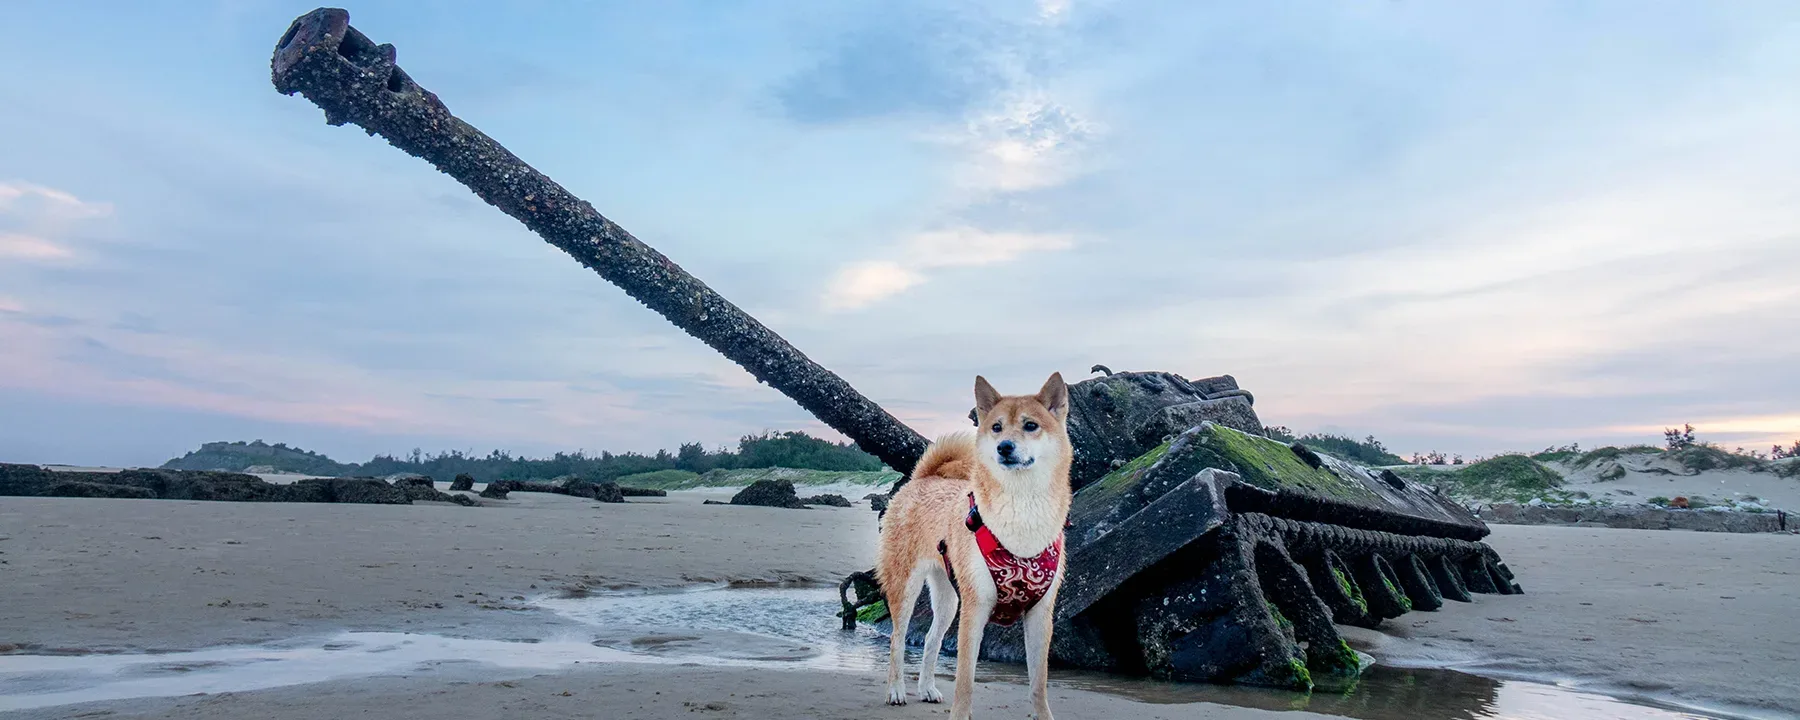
[974,467,1064,557]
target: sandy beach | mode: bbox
[2,489,1796,719]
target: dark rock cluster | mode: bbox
[476,477,625,503]
[801,493,853,508]
[0,463,470,506]
[729,479,807,509]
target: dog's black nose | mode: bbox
[997,440,1016,457]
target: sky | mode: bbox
[3,1,1798,468]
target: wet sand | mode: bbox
[1350,524,1800,718]
[1,491,1795,718]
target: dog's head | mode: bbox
[972,372,1071,475]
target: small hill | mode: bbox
[1395,455,1571,505]
[1400,444,1800,513]
[160,440,352,476]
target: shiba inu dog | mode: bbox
[877,373,1073,720]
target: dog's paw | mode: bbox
[886,684,907,706]
[918,683,943,703]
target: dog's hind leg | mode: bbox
[884,562,927,706]
[916,565,958,703]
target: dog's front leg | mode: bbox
[1022,581,1061,720]
[949,590,994,720]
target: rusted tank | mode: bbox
[268,8,1520,693]
[856,370,1518,690]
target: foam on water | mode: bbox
[0,586,1751,719]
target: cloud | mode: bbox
[823,261,924,311]
[0,181,112,220]
[0,182,112,265]
[822,227,1074,310]
[0,233,72,261]
[947,92,1099,195]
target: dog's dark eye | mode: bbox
[991,422,1002,433]
[1023,420,1039,432]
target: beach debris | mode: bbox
[265,9,1521,691]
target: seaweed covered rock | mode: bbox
[284,477,411,504]
[113,469,291,502]
[730,479,807,509]
[504,476,626,502]
[0,464,428,505]
[387,473,435,489]
[570,479,625,503]
[801,493,853,507]
[448,473,476,492]
[393,478,480,506]
[45,481,157,499]
[0,463,59,496]
[1064,370,1264,490]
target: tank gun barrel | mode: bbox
[268,8,928,476]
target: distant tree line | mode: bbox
[161,431,885,482]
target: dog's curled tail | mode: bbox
[912,432,977,482]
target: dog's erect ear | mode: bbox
[975,375,1001,416]
[1037,372,1068,420]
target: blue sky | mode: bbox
[3,1,1798,467]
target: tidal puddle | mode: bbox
[0,586,1745,718]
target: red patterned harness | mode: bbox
[938,493,1065,626]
